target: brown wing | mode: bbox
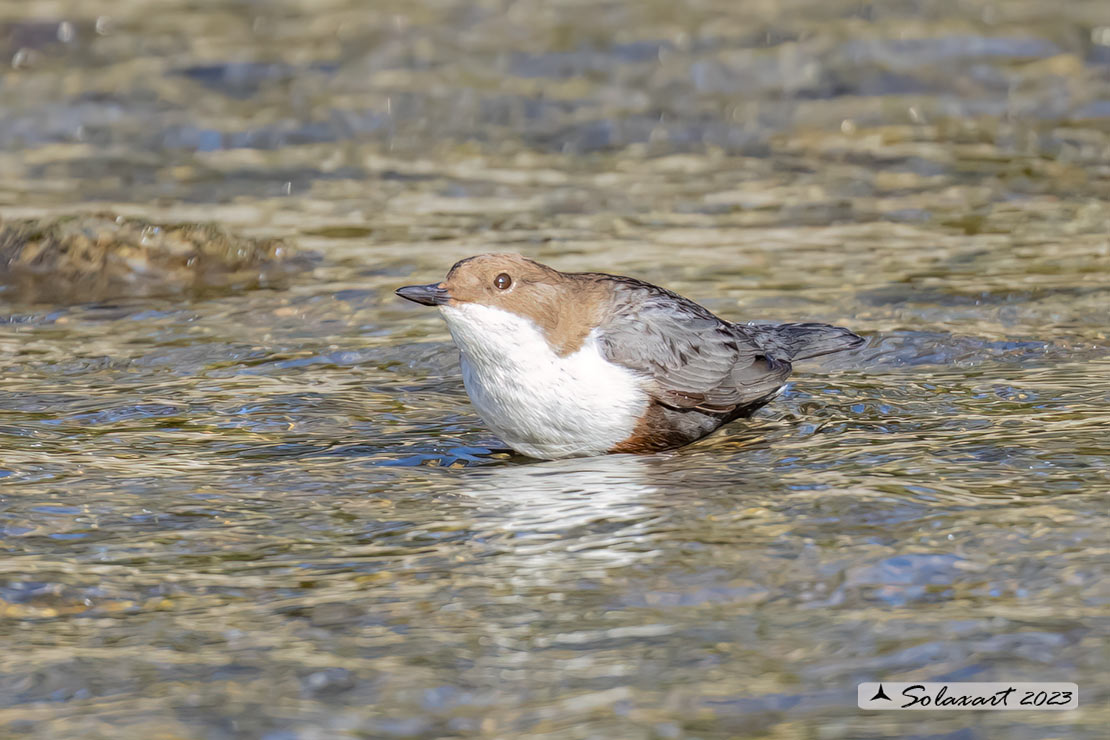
[590,276,792,413]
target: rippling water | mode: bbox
[2,0,1109,737]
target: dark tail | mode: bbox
[750,322,865,361]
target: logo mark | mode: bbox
[869,684,892,702]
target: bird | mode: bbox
[396,253,864,459]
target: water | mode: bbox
[1,0,1108,737]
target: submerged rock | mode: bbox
[0,214,313,303]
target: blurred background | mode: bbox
[1,1,1108,738]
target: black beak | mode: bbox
[395,283,450,306]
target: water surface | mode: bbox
[1,0,1108,737]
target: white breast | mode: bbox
[439,303,649,459]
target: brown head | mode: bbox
[396,253,608,355]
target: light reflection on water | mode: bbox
[459,456,662,573]
[2,0,1110,737]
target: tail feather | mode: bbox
[750,322,864,361]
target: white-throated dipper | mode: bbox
[397,254,864,459]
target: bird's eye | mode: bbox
[493,273,512,290]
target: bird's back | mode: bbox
[584,273,862,451]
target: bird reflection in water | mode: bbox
[454,454,665,574]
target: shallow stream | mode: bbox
[1,1,1108,737]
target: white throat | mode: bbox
[439,303,648,459]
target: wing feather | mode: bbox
[591,278,791,414]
